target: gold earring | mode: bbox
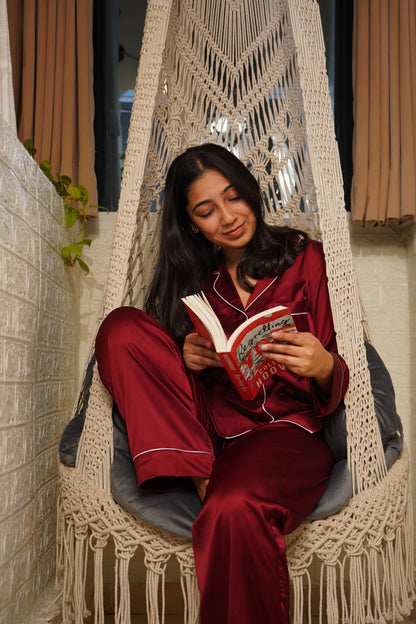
[191,224,199,234]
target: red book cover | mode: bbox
[183,294,296,400]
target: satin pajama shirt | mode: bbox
[95,240,349,624]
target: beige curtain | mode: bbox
[351,0,416,226]
[7,0,98,214]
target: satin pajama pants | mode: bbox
[95,307,333,624]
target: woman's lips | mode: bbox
[223,223,245,238]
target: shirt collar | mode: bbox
[212,261,278,312]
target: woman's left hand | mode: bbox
[260,331,334,394]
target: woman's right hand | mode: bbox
[183,333,223,372]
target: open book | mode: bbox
[182,292,297,399]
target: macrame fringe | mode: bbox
[114,549,134,624]
[178,557,200,624]
[91,535,107,624]
[73,526,91,623]
[323,564,339,624]
[291,569,311,624]
[144,550,170,624]
[57,462,414,624]
[290,502,415,624]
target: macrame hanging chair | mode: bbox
[57,0,415,622]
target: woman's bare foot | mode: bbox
[191,477,209,502]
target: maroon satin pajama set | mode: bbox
[95,241,349,624]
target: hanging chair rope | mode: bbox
[286,0,387,490]
[75,0,174,489]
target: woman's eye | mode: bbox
[228,195,240,202]
[197,209,213,218]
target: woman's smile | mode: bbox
[223,223,245,237]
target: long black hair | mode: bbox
[145,143,307,341]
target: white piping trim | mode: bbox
[245,275,278,311]
[213,272,248,319]
[223,428,254,440]
[261,384,276,422]
[133,448,214,461]
[223,418,314,440]
[274,419,314,433]
[212,271,279,315]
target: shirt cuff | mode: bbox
[311,352,349,418]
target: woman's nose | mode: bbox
[219,205,235,224]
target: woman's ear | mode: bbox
[191,223,199,234]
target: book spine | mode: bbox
[218,352,255,400]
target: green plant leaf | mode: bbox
[59,174,72,186]
[68,184,83,201]
[57,185,70,200]
[76,258,90,275]
[40,160,52,172]
[69,184,89,206]
[39,160,54,182]
[65,208,80,228]
[62,242,84,256]
[23,139,36,157]
[25,139,106,278]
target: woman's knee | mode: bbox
[95,306,180,371]
[203,481,259,528]
[95,307,147,359]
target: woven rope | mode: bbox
[58,0,414,621]
[286,1,386,490]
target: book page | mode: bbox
[182,293,228,350]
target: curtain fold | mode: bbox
[351,0,416,226]
[7,0,98,215]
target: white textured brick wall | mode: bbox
[0,120,79,624]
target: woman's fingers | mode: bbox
[183,333,223,372]
[260,331,333,381]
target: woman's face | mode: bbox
[186,169,257,265]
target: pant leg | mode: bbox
[95,306,215,488]
[191,422,333,624]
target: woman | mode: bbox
[95,143,349,624]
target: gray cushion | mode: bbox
[322,342,402,461]
[110,405,202,538]
[59,342,403,536]
[308,341,403,520]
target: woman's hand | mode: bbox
[260,331,334,394]
[183,333,223,372]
